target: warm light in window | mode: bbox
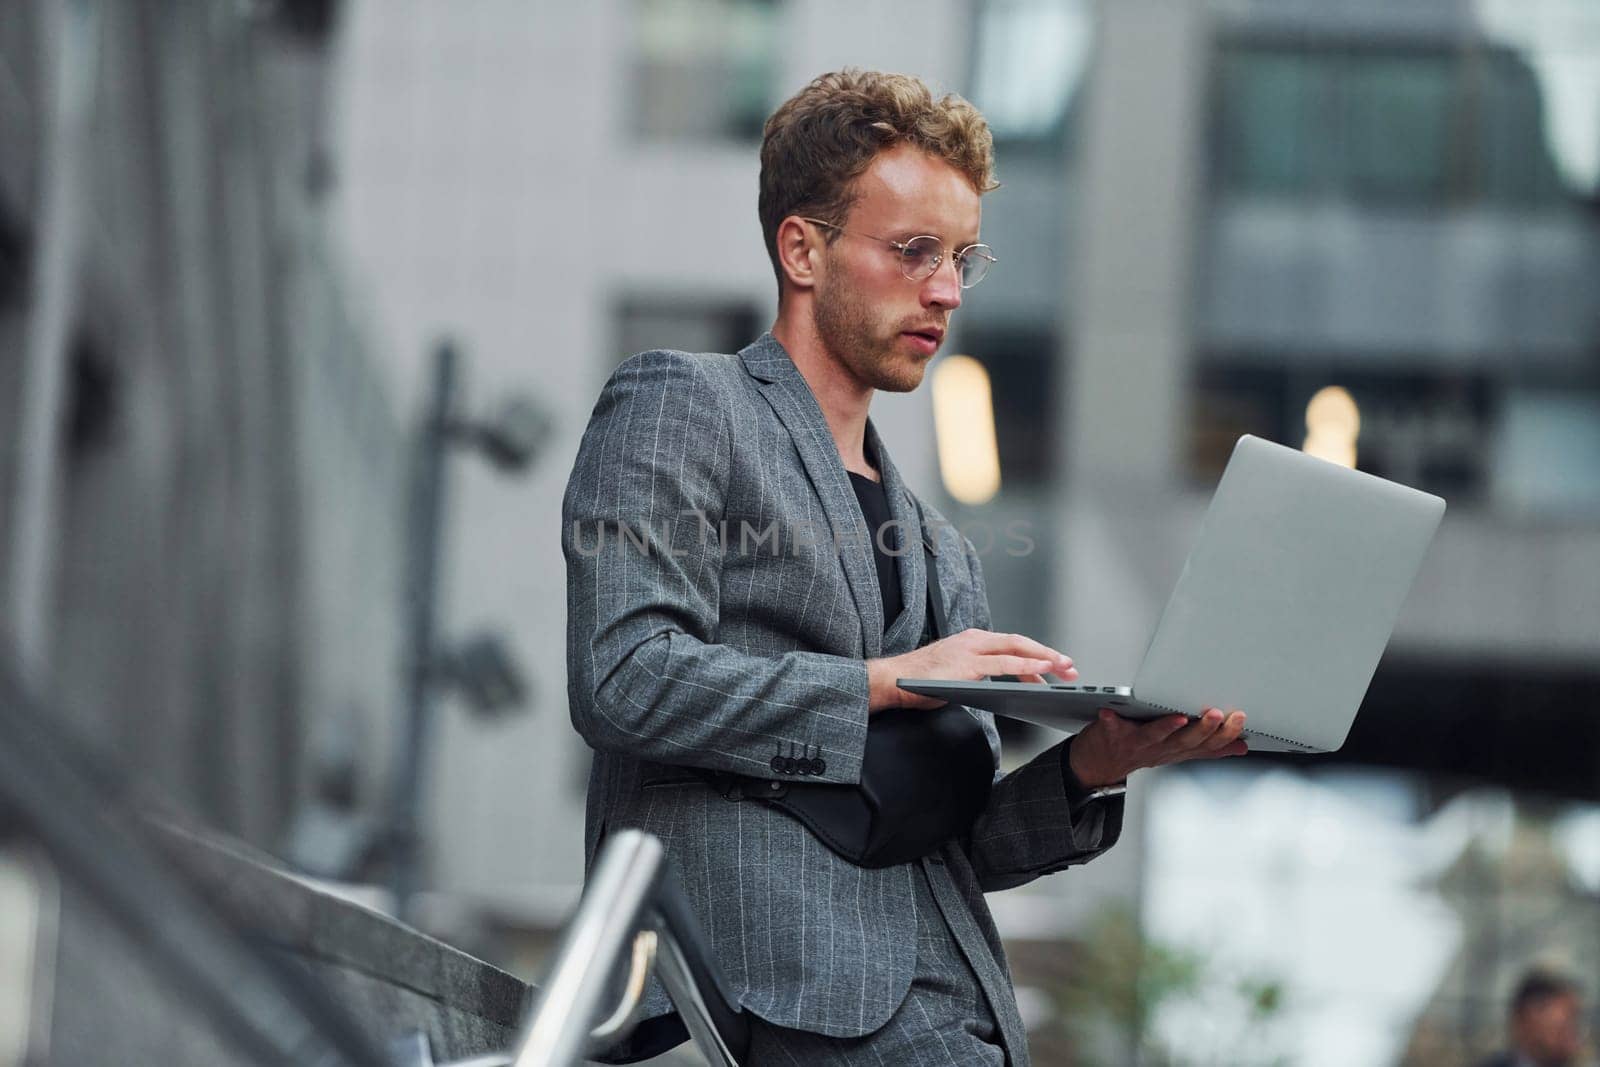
[1304,386,1360,468]
[931,354,1002,505]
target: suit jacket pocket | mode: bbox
[640,771,703,789]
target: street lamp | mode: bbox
[437,629,529,719]
[386,339,545,923]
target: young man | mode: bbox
[563,69,1247,1064]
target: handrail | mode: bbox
[646,915,743,1065]
[588,929,657,1043]
[511,830,672,1066]
[0,654,392,1067]
[412,829,746,1067]
[514,829,744,1067]
[1,640,740,1067]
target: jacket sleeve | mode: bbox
[955,536,1125,891]
[562,350,871,784]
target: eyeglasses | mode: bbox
[799,217,997,289]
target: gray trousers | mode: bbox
[743,861,1022,1065]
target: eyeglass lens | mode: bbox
[898,236,993,288]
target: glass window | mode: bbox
[629,0,780,143]
[1477,0,1600,201]
[1199,31,1600,512]
[1472,49,1568,206]
[1211,40,1590,207]
[957,325,1059,488]
[970,0,1094,151]
[1491,387,1600,517]
[613,294,761,365]
[1337,51,1457,203]
[1188,363,1493,501]
[1213,47,1329,197]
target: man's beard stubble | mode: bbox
[813,271,931,394]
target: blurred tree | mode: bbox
[1399,799,1600,1066]
[1058,902,1289,1067]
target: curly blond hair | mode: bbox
[758,69,998,286]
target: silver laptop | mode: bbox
[900,435,1445,754]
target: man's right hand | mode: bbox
[866,629,1077,713]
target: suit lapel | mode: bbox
[739,334,884,656]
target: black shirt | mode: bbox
[848,471,904,633]
[847,473,1105,803]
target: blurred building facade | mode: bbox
[333,0,1600,1060]
[0,0,404,847]
[7,0,1595,1062]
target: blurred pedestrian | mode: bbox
[1476,968,1585,1067]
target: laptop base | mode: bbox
[896,679,1319,754]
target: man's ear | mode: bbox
[775,216,820,292]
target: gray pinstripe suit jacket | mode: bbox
[562,332,1122,1039]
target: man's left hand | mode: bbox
[1068,707,1248,789]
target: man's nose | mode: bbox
[921,256,962,310]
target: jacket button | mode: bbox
[780,757,796,774]
[771,755,784,772]
[810,758,826,775]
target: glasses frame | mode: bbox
[798,217,997,289]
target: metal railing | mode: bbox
[0,654,394,1067]
[401,829,746,1067]
[1,645,741,1067]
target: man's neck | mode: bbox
[771,311,877,478]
